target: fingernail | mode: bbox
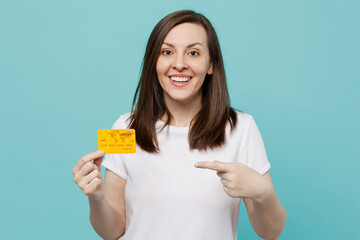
[194,163,199,167]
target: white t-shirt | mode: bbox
[102,111,270,240]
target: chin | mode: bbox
[171,95,199,104]
[170,96,190,103]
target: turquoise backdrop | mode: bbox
[1,0,359,239]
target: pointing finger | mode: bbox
[195,161,232,172]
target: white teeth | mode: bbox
[170,76,191,82]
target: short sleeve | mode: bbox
[239,116,271,175]
[101,114,130,180]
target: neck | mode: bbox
[161,94,202,127]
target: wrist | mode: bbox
[253,178,274,204]
[88,192,105,202]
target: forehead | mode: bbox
[163,23,208,46]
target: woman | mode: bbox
[72,10,286,240]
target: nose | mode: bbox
[172,55,188,71]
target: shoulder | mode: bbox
[233,109,255,128]
[111,112,133,129]
[227,110,258,139]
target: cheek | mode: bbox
[191,60,211,76]
[155,63,162,77]
[156,62,166,88]
[156,57,170,76]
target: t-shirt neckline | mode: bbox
[156,119,190,133]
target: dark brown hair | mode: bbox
[128,9,237,153]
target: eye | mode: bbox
[188,50,200,56]
[162,50,172,55]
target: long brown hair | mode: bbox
[128,10,237,153]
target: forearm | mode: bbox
[89,197,125,240]
[252,185,287,240]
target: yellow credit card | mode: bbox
[97,129,136,154]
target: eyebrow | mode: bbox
[162,42,203,48]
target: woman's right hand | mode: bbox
[72,150,105,201]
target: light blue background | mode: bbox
[1,0,359,239]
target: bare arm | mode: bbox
[89,170,127,240]
[73,151,127,240]
[244,171,286,240]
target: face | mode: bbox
[156,23,213,106]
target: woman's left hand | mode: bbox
[195,161,271,201]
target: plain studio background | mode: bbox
[1,0,359,239]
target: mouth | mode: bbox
[169,76,192,87]
[169,76,192,83]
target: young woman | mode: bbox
[72,10,286,240]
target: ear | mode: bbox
[207,62,213,75]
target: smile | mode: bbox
[170,76,191,82]
[169,76,192,87]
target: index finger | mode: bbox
[72,150,104,174]
[195,161,232,172]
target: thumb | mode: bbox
[93,150,105,169]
